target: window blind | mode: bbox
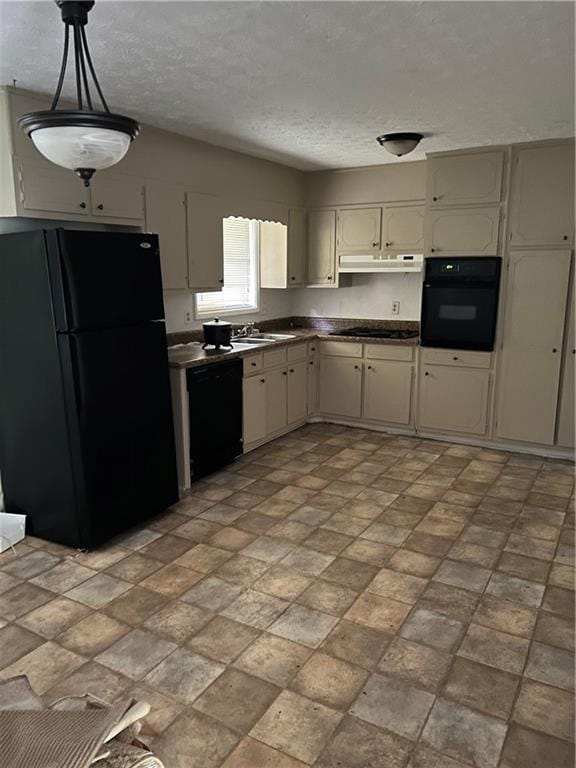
[196,217,258,316]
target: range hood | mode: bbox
[339,253,424,273]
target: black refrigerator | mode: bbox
[0,229,179,548]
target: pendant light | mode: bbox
[18,0,139,186]
[376,133,423,157]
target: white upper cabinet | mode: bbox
[427,151,504,207]
[426,206,500,256]
[186,191,224,291]
[509,143,575,247]
[307,209,337,287]
[260,209,307,289]
[17,159,89,217]
[145,180,188,290]
[90,175,144,221]
[496,250,571,445]
[382,205,425,253]
[337,207,381,252]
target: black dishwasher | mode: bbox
[186,359,243,481]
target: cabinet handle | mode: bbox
[260,378,265,383]
[563,235,568,241]
[367,365,373,370]
[310,346,316,352]
[572,349,575,354]
[425,371,430,376]
[282,371,287,376]
[327,275,333,280]
[430,247,436,253]
[97,204,103,210]
[309,361,314,366]
[385,242,391,247]
[290,276,295,280]
[354,365,360,370]
[251,362,257,367]
[372,242,378,247]
[79,202,86,209]
[552,348,558,353]
[219,278,224,284]
[432,196,438,202]
[453,356,459,361]
[289,369,294,373]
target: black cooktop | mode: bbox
[329,327,419,340]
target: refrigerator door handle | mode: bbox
[68,335,83,416]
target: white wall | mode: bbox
[291,273,422,321]
[165,288,292,333]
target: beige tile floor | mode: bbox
[0,423,574,767]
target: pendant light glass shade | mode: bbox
[18,1,139,185]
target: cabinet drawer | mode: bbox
[287,343,308,362]
[307,341,318,357]
[420,348,492,369]
[319,341,363,358]
[364,344,414,362]
[243,353,263,375]
[263,347,287,368]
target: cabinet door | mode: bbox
[418,365,490,435]
[319,357,362,418]
[260,221,288,289]
[510,144,575,247]
[426,206,500,256]
[287,361,307,424]
[382,205,424,253]
[496,250,571,445]
[427,151,504,207]
[307,358,318,415]
[18,160,89,216]
[186,192,224,290]
[308,209,337,286]
[243,375,267,445]
[557,272,575,448]
[363,361,413,424]
[266,368,288,434]
[91,175,144,220]
[337,208,381,252]
[145,180,188,290]
[287,208,307,286]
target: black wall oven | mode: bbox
[420,257,502,351]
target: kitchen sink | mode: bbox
[232,333,295,344]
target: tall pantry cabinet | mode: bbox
[495,140,575,447]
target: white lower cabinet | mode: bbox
[319,357,362,419]
[287,361,307,424]
[307,358,318,415]
[243,375,267,445]
[418,364,490,435]
[265,368,288,434]
[364,360,413,424]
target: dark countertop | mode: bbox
[168,327,419,369]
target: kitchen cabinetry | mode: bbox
[90,175,144,220]
[307,357,318,416]
[308,209,337,286]
[337,208,381,252]
[382,205,425,253]
[287,361,307,424]
[426,206,500,256]
[319,356,362,419]
[418,363,490,435]
[145,180,188,290]
[509,143,575,247]
[16,159,144,222]
[495,250,571,445]
[557,272,575,448]
[186,191,224,291]
[266,368,288,434]
[243,375,267,444]
[260,209,307,289]
[427,151,504,207]
[364,360,412,424]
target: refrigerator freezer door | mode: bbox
[62,321,178,547]
[49,230,165,331]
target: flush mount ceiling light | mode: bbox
[376,132,423,157]
[18,0,139,186]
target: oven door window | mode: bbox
[421,284,499,350]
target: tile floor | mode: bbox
[0,423,574,768]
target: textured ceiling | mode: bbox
[0,1,573,170]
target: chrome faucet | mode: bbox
[236,322,255,338]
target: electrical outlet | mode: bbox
[184,310,192,324]
[391,301,400,315]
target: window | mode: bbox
[195,217,259,317]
